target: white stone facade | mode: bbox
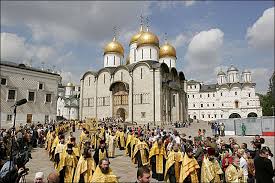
[187,65,262,121]
[57,84,80,120]
[80,27,188,126]
[0,61,61,128]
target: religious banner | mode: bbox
[86,117,98,132]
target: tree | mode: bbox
[258,81,275,116]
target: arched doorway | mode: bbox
[247,112,257,118]
[116,108,126,122]
[229,113,241,118]
[110,81,129,121]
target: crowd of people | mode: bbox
[0,119,274,183]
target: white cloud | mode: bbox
[1,32,29,62]
[184,28,224,80]
[246,7,274,49]
[250,68,273,94]
[156,1,195,10]
[1,2,151,45]
[171,33,188,48]
[60,71,79,85]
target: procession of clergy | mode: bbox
[44,121,252,183]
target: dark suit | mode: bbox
[254,156,273,183]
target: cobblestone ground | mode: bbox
[25,121,275,182]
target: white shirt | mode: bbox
[240,157,248,176]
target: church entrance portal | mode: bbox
[116,108,126,122]
[109,81,129,121]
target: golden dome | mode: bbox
[67,82,74,87]
[130,26,144,45]
[137,31,159,48]
[159,43,176,58]
[104,38,124,56]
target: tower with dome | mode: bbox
[80,20,187,126]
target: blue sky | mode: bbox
[1,1,274,93]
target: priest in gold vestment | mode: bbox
[149,138,167,181]
[132,134,149,167]
[164,143,184,183]
[57,143,79,183]
[225,156,244,183]
[201,148,223,183]
[179,147,200,183]
[106,131,117,158]
[73,145,96,183]
[91,158,118,183]
[116,127,125,150]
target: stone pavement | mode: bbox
[24,121,275,182]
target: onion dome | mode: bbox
[67,82,74,87]
[104,37,124,56]
[227,65,238,72]
[137,31,159,48]
[217,70,226,75]
[130,26,144,45]
[159,42,176,58]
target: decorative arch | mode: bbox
[219,83,230,90]
[131,61,152,72]
[229,113,241,118]
[160,63,169,74]
[109,81,129,92]
[247,112,257,118]
[230,83,242,89]
[97,67,113,76]
[81,71,97,80]
[112,65,130,75]
[170,67,178,78]
[179,71,186,81]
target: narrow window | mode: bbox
[150,48,152,59]
[200,94,202,98]
[169,59,171,68]
[46,94,52,102]
[208,94,210,97]
[140,94,143,104]
[104,74,105,84]
[214,114,217,118]
[142,49,144,59]
[213,93,215,97]
[188,95,189,98]
[222,103,224,107]
[247,102,249,106]
[194,85,196,89]
[193,104,195,107]
[201,104,203,108]
[114,56,116,65]
[248,93,251,97]
[89,77,91,86]
[38,83,44,90]
[221,114,223,118]
[1,78,7,85]
[235,91,237,95]
[8,90,16,100]
[208,114,211,118]
[202,114,205,118]
[235,101,239,108]
[213,103,215,107]
[28,91,35,101]
[107,56,109,65]
[141,68,143,79]
[192,95,194,98]
[121,72,123,81]
[207,103,209,107]
[221,92,223,96]
[134,49,136,61]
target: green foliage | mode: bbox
[258,92,275,116]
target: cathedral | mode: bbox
[80,23,188,126]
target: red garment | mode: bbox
[222,156,233,171]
